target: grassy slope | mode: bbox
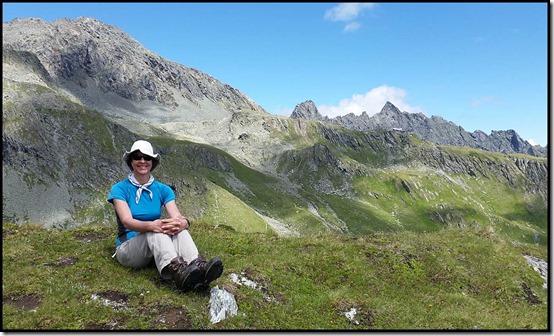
[273,125,547,244]
[2,221,547,330]
[3,82,548,330]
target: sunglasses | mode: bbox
[131,153,153,161]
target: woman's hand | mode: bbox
[161,217,188,236]
[163,200,190,235]
[149,219,166,233]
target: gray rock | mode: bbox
[209,286,238,324]
[524,255,548,289]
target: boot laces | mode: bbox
[194,256,207,271]
[170,256,187,273]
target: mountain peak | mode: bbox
[2,17,267,123]
[380,101,402,115]
[290,100,326,121]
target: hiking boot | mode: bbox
[191,254,224,286]
[168,256,204,292]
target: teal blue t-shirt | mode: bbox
[107,179,176,247]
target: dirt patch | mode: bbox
[334,301,375,328]
[84,322,118,330]
[88,290,129,311]
[98,290,129,303]
[42,256,79,267]
[86,291,194,329]
[84,316,129,330]
[350,308,375,327]
[521,283,542,305]
[3,293,42,311]
[74,232,110,243]
[140,304,194,329]
[2,229,18,239]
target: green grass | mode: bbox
[204,182,269,234]
[3,220,547,330]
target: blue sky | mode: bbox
[3,2,549,146]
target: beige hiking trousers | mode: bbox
[115,230,199,280]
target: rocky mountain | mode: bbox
[290,100,548,157]
[2,17,267,120]
[2,17,548,247]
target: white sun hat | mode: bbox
[122,140,161,171]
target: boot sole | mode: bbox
[179,265,204,292]
[204,258,224,284]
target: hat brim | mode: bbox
[123,150,161,171]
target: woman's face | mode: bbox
[130,151,153,174]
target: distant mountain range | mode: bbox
[290,100,547,158]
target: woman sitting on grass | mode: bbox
[108,140,223,292]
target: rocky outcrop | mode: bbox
[2,17,267,122]
[290,100,328,121]
[290,100,547,158]
[413,145,548,199]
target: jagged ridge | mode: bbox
[290,100,547,158]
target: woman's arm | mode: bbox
[163,200,190,235]
[112,199,164,233]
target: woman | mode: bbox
[108,140,223,292]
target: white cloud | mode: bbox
[324,3,376,22]
[317,85,424,118]
[324,3,375,32]
[527,138,537,146]
[343,22,361,32]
